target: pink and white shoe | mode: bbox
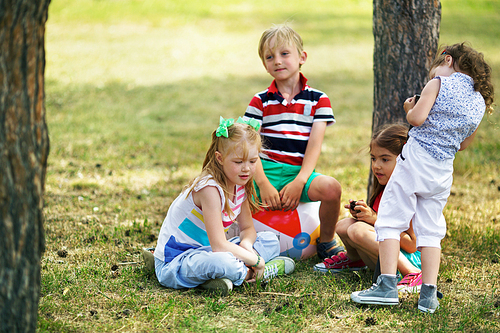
[313,252,367,273]
[397,272,422,293]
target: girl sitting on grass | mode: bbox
[314,124,423,293]
[151,117,294,295]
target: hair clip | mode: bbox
[441,50,447,55]
[216,116,235,138]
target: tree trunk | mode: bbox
[368,0,441,199]
[0,1,51,332]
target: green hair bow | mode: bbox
[236,117,261,132]
[216,116,235,138]
[216,116,261,138]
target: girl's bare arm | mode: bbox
[195,186,264,269]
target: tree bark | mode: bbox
[368,0,441,199]
[0,1,51,332]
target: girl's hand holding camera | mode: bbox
[346,199,377,226]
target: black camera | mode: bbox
[350,200,359,212]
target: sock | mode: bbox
[381,274,397,278]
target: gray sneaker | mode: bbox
[418,284,440,313]
[351,275,399,305]
[200,278,233,296]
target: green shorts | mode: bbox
[255,159,322,203]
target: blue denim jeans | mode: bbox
[155,231,280,289]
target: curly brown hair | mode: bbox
[431,42,494,113]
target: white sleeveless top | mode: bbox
[154,175,247,263]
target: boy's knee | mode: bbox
[312,176,341,201]
[327,178,342,197]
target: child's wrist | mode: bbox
[294,175,308,185]
[251,254,261,268]
[246,254,261,268]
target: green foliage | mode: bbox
[40,0,500,332]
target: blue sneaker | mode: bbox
[351,275,399,305]
[418,284,440,313]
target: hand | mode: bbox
[345,199,359,214]
[259,182,282,211]
[245,258,266,283]
[403,95,418,114]
[279,179,304,211]
[346,200,377,225]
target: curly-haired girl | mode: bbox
[351,42,494,313]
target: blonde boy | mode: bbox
[243,25,344,259]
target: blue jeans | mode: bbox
[155,231,280,289]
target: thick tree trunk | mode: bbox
[368,0,441,199]
[372,0,441,131]
[0,1,51,332]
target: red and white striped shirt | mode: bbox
[244,74,335,166]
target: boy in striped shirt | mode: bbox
[243,24,344,260]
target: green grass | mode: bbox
[40,0,500,331]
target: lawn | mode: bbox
[39,0,500,331]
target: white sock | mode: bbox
[381,274,397,278]
[423,283,437,288]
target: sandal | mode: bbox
[316,237,345,260]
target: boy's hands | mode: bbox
[259,178,304,211]
[259,181,282,210]
[279,178,304,211]
[346,200,377,225]
[259,176,305,212]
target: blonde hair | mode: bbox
[431,42,494,114]
[258,24,304,65]
[186,122,262,219]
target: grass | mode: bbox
[40,0,500,331]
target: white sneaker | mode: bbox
[142,247,155,272]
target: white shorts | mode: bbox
[375,137,453,249]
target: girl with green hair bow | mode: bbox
[151,117,294,295]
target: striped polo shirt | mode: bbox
[244,73,335,166]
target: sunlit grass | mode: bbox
[41,0,500,331]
